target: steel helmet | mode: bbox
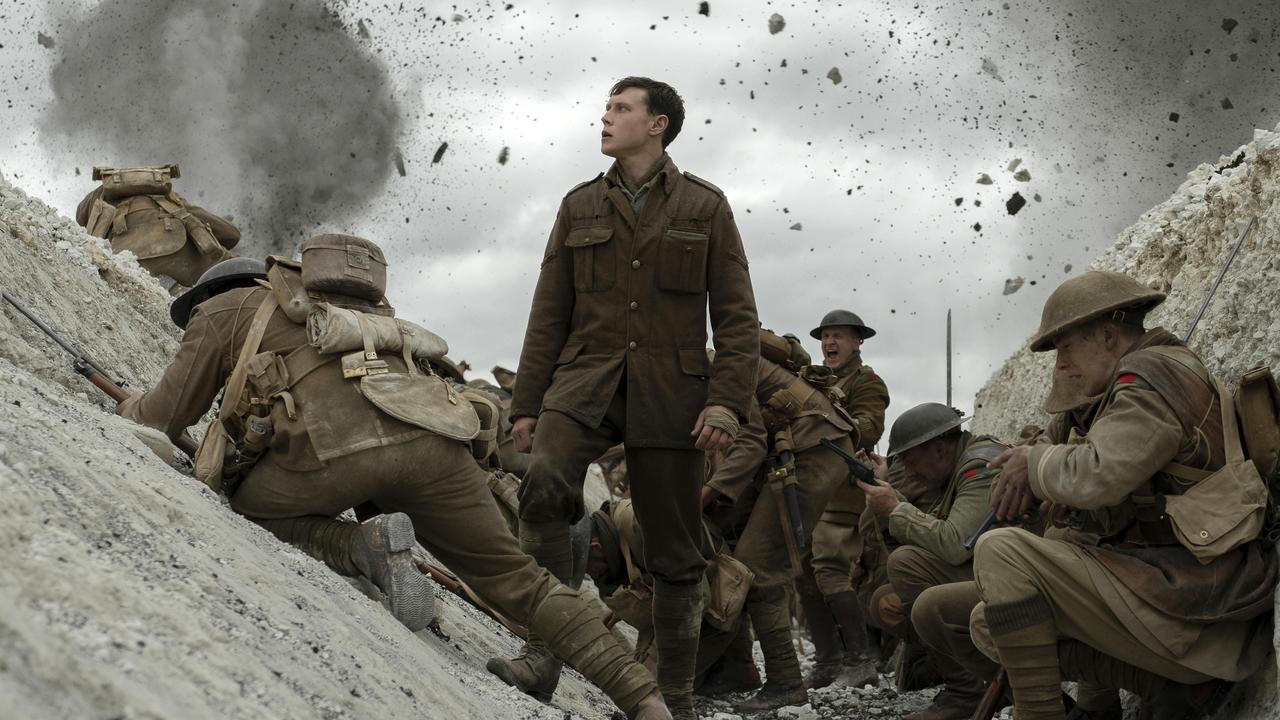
[169,256,267,329]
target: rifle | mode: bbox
[1,288,198,457]
[818,437,877,484]
[970,668,1008,720]
[765,450,806,573]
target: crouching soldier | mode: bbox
[76,164,240,288]
[118,236,673,720]
[972,271,1278,720]
[855,404,1004,709]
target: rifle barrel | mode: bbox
[1185,216,1256,344]
[2,289,120,384]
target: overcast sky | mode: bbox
[2,0,1278,443]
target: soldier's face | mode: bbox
[820,326,863,368]
[1053,326,1117,396]
[899,439,950,488]
[601,87,665,158]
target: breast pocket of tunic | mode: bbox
[657,227,710,293]
[564,225,616,292]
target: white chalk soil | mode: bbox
[0,173,618,720]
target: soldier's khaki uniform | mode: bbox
[971,329,1278,719]
[703,357,857,699]
[510,154,758,712]
[122,283,659,717]
[807,352,889,597]
[866,431,1003,638]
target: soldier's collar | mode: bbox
[606,153,678,195]
[831,351,864,377]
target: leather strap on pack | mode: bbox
[219,295,280,426]
[154,194,222,256]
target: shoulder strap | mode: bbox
[219,295,280,424]
[1153,378,1242,484]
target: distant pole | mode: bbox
[946,309,953,407]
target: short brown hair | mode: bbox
[609,76,685,147]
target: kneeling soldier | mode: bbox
[119,236,672,720]
[972,271,1277,720]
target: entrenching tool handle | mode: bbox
[970,668,1008,720]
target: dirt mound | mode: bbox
[0,173,612,719]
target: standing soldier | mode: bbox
[118,236,673,720]
[972,271,1277,720]
[493,76,759,720]
[800,310,890,688]
[698,333,860,711]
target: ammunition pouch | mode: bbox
[459,385,502,464]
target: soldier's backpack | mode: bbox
[759,327,811,371]
[1235,366,1280,543]
[78,164,239,287]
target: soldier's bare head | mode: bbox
[601,77,685,159]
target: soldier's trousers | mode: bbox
[518,390,707,584]
[867,545,973,639]
[809,483,866,598]
[970,528,1238,711]
[912,581,998,688]
[232,433,559,631]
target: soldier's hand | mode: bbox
[988,445,1034,521]
[692,405,737,452]
[857,476,899,516]
[855,449,889,483]
[512,416,537,454]
[114,389,143,416]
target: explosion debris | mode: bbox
[432,142,449,164]
[768,13,785,34]
[1006,192,1026,215]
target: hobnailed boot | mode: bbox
[799,592,844,689]
[902,645,985,720]
[826,590,880,689]
[652,581,704,720]
[526,584,670,720]
[348,513,439,632]
[486,519,573,700]
[734,588,807,714]
[697,620,761,696]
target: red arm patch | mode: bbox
[1115,373,1139,385]
[963,468,980,479]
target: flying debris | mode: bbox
[768,13,785,34]
[357,19,371,40]
[37,32,55,49]
[789,223,803,231]
[698,2,710,17]
[432,142,448,164]
[980,57,1003,82]
[1007,158,1022,172]
[1006,192,1026,215]
[1222,18,1238,34]
[976,173,993,185]
[394,148,406,176]
[1064,264,1073,273]
[1003,277,1025,295]
[498,146,510,165]
[1168,112,1180,123]
[1014,169,1031,182]
[827,67,842,85]
[1221,97,1234,110]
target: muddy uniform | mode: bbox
[807,352,889,597]
[971,329,1278,719]
[510,154,758,711]
[122,281,659,716]
[703,357,857,697]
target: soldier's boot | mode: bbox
[1057,640,1228,720]
[652,580,703,720]
[255,515,438,632]
[525,585,671,720]
[697,618,762,696]
[826,590,881,689]
[799,592,844,689]
[985,601,1065,720]
[734,587,807,714]
[348,513,439,632]
[901,647,986,720]
[486,520,572,700]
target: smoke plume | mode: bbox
[45,0,401,254]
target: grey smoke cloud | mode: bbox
[44,0,401,254]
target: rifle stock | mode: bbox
[970,668,1008,720]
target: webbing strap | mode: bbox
[219,296,280,424]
